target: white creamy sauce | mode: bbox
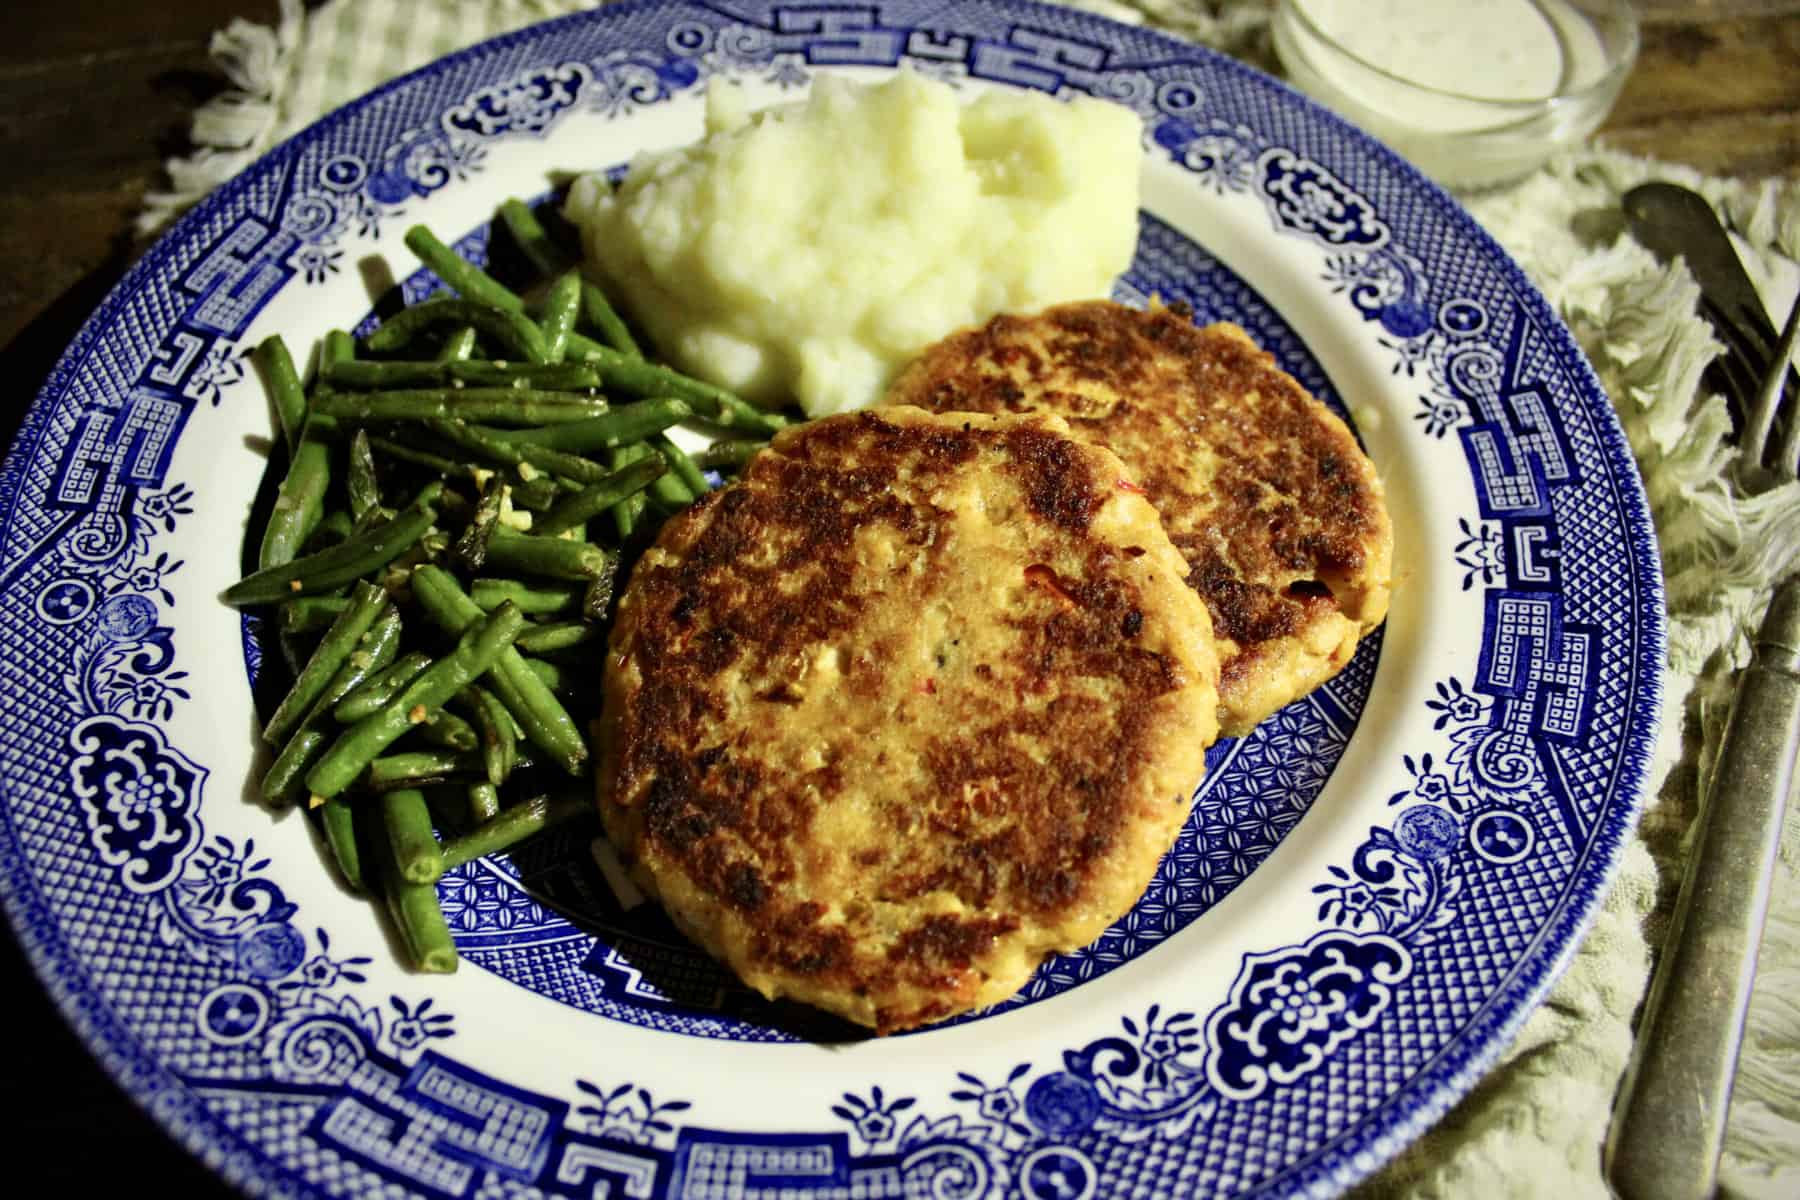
[565,72,1142,418]
[1295,0,1609,131]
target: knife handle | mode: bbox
[1606,577,1800,1200]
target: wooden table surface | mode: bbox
[1,0,1795,1194]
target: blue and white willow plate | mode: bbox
[0,2,1663,1197]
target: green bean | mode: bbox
[255,335,307,454]
[305,599,524,800]
[367,749,484,792]
[262,581,389,746]
[334,605,404,693]
[466,781,501,824]
[264,724,332,806]
[225,482,442,605]
[565,330,613,363]
[470,577,583,616]
[513,621,601,655]
[388,877,457,971]
[441,790,591,871]
[318,798,363,892]
[381,788,444,885]
[352,504,393,537]
[365,297,549,363]
[403,225,526,313]
[607,443,653,541]
[323,329,355,368]
[453,476,505,573]
[377,791,458,974]
[324,359,603,391]
[261,607,403,806]
[454,360,598,390]
[498,198,566,280]
[394,230,631,368]
[646,452,696,513]
[485,526,611,581]
[579,281,643,359]
[347,429,380,521]
[409,566,587,774]
[304,509,353,550]
[521,656,567,695]
[460,684,518,787]
[281,595,349,636]
[258,433,331,572]
[497,399,691,453]
[719,396,790,436]
[577,353,786,435]
[417,418,552,481]
[697,438,769,470]
[653,434,711,496]
[540,270,581,365]
[389,876,457,971]
[314,387,606,426]
[506,476,563,512]
[583,564,618,622]
[365,435,471,479]
[436,326,477,362]
[402,226,603,377]
[414,707,480,753]
[423,418,610,485]
[532,456,669,536]
[334,651,431,722]
[275,640,310,688]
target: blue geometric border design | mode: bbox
[0,3,1664,1199]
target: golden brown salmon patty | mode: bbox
[884,301,1392,736]
[597,406,1220,1033]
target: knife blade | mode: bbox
[1622,181,1799,438]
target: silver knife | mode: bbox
[1606,575,1800,1200]
[1622,181,1799,440]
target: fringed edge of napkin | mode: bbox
[136,0,304,237]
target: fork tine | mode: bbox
[1707,349,1760,428]
[1772,312,1800,476]
[1776,405,1800,477]
[1727,297,1777,361]
[1743,292,1800,474]
[1703,296,1773,382]
[1699,317,1760,431]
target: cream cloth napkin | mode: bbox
[141,2,1800,1195]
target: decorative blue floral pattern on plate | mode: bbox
[0,3,1662,1199]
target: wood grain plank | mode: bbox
[7,0,274,67]
[1602,110,1800,180]
[1601,12,1800,177]
[1611,14,1800,121]
[1637,0,1800,18]
[0,5,235,350]
[0,46,230,187]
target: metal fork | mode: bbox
[1606,289,1800,1200]
[1738,295,1800,486]
[1694,276,1800,466]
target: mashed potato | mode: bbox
[565,71,1141,417]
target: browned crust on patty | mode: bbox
[597,407,1219,1032]
[884,301,1392,735]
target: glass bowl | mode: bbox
[1272,0,1640,191]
